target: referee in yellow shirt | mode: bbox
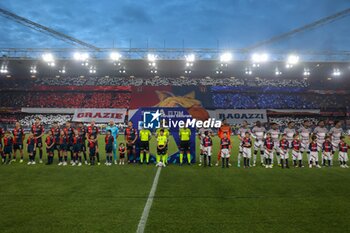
[139,126,152,164]
[157,129,168,165]
[179,126,191,165]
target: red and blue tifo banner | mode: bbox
[129,107,196,164]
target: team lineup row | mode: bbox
[0,118,349,168]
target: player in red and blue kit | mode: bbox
[220,133,231,168]
[338,136,349,168]
[72,129,83,166]
[0,127,4,162]
[322,136,333,167]
[58,130,68,166]
[31,117,45,163]
[77,122,88,165]
[291,134,303,168]
[51,122,61,158]
[45,130,55,165]
[124,121,138,163]
[105,130,114,166]
[12,121,25,163]
[264,133,274,168]
[309,136,321,168]
[279,134,289,168]
[64,121,75,164]
[86,121,100,165]
[87,135,97,165]
[242,132,252,168]
[3,131,13,164]
[202,131,213,167]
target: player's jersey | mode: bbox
[218,125,232,139]
[27,137,35,147]
[339,141,349,153]
[268,129,280,143]
[157,135,167,146]
[105,135,114,147]
[87,125,99,138]
[283,127,296,142]
[329,127,343,144]
[220,138,231,149]
[50,127,61,143]
[279,139,289,150]
[198,128,213,143]
[59,135,68,145]
[237,127,251,140]
[202,137,212,147]
[242,137,252,148]
[309,141,318,152]
[4,136,13,147]
[106,125,119,142]
[124,127,137,141]
[313,126,328,142]
[139,129,151,142]
[264,138,274,150]
[64,127,74,144]
[88,140,97,149]
[252,126,266,141]
[299,126,311,142]
[322,141,333,152]
[31,123,44,138]
[179,128,191,141]
[45,136,54,146]
[77,126,87,141]
[73,135,83,145]
[291,139,301,151]
[12,127,24,144]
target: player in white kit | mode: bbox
[329,121,343,163]
[313,120,328,165]
[299,120,311,162]
[283,122,296,155]
[237,120,251,168]
[267,123,281,166]
[198,127,213,166]
[251,121,266,167]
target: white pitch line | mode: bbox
[136,167,162,233]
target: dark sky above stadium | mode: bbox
[0,0,350,51]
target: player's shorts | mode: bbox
[254,140,264,151]
[73,144,82,153]
[243,147,251,158]
[203,146,212,156]
[220,148,230,158]
[27,145,34,154]
[332,141,340,151]
[338,152,348,162]
[280,149,288,159]
[89,148,96,157]
[292,150,302,160]
[36,139,43,148]
[127,141,135,151]
[105,145,113,153]
[323,151,332,160]
[119,153,125,159]
[300,141,309,152]
[139,141,150,151]
[13,143,23,150]
[3,146,12,154]
[59,144,67,151]
[157,147,167,155]
[264,150,274,159]
[309,151,318,162]
[46,146,54,153]
[179,141,190,151]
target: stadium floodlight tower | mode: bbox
[286,54,299,68]
[251,53,269,67]
[42,53,55,67]
[73,52,89,66]
[220,52,233,66]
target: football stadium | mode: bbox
[1,1,350,233]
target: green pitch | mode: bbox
[1,135,350,233]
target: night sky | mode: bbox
[0,0,350,51]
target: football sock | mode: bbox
[156,155,161,163]
[323,159,326,166]
[286,159,289,167]
[187,153,191,164]
[299,160,302,167]
[280,159,284,168]
[140,153,144,163]
[146,153,150,163]
[164,153,168,164]
[179,153,183,164]
[243,157,247,167]
[247,158,250,166]
[64,155,67,161]
[208,156,211,166]
[162,155,166,164]
[225,158,229,168]
[328,159,331,166]
[221,158,225,168]
[203,155,207,166]
[293,160,297,166]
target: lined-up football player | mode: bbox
[251,121,266,167]
[309,135,321,168]
[242,131,252,168]
[201,130,213,167]
[12,121,25,163]
[264,132,274,168]
[105,130,114,166]
[237,120,251,168]
[279,134,289,168]
[124,121,138,163]
[338,136,349,168]
[220,132,231,168]
[31,117,45,163]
